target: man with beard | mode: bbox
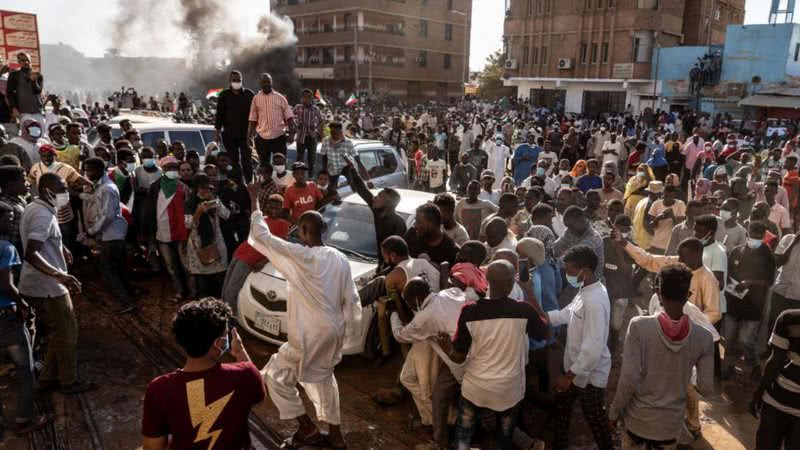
[215,71,256,183]
[247,183,361,450]
[6,53,44,126]
[247,73,295,169]
[404,203,459,266]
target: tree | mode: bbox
[477,50,514,99]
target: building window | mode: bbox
[444,53,452,69]
[585,0,591,10]
[532,47,539,65]
[418,51,428,67]
[445,23,453,41]
[601,42,609,63]
[795,43,800,62]
[632,31,653,63]
[580,43,588,64]
[527,0,533,15]
[638,0,657,9]
[608,0,614,6]
[419,19,428,37]
[596,0,603,8]
[447,0,454,11]
[590,43,598,63]
[523,46,530,66]
[545,0,551,13]
[541,47,548,65]
[714,9,720,20]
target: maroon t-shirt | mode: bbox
[142,362,265,450]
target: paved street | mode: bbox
[0,265,761,449]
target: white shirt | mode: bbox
[478,190,501,206]
[647,294,720,342]
[248,211,362,382]
[443,223,470,246]
[552,214,567,237]
[273,172,295,191]
[398,257,441,292]
[486,143,510,185]
[601,140,622,166]
[390,289,464,344]
[426,159,447,189]
[703,242,728,313]
[548,281,612,388]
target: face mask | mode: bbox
[231,82,242,90]
[51,191,70,208]
[621,231,632,240]
[637,172,646,179]
[699,232,713,246]
[274,165,286,173]
[560,183,571,190]
[165,171,179,180]
[319,184,328,191]
[746,238,763,249]
[558,169,569,177]
[566,272,584,289]
[126,162,135,172]
[226,165,233,172]
[536,167,546,177]
[719,210,733,221]
[142,158,156,168]
[29,127,42,138]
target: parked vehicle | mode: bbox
[88,122,218,156]
[237,189,433,357]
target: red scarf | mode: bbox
[657,312,690,342]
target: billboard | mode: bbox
[0,10,40,72]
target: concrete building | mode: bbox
[655,23,800,119]
[501,0,744,114]
[271,0,472,100]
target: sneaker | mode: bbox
[60,380,98,395]
[15,415,51,434]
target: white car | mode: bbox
[237,189,434,357]
[88,122,217,155]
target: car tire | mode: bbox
[361,314,387,361]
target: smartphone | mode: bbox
[228,318,236,344]
[518,259,530,283]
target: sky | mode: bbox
[0,0,778,71]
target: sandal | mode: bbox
[280,430,330,449]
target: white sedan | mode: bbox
[237,189,435,357]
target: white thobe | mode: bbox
[249,211,362,423]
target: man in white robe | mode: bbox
[247,183,361,449]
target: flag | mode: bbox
[345,94,358,107]
[206,88,222,99]
[315,89,327,106]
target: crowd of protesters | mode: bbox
[1,50,800,449]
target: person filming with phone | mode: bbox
[141,298,264,450]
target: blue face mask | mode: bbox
[566,272,584,289]
[746,238,762,249]
[536,167,546,177]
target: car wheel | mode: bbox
[361,314,387,360]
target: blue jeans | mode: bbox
[455,396,518,450]
[722,315,759,373]
[0,309,35,423]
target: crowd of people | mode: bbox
[1,51,800,450]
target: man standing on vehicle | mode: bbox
[215,71,255,183]
[321,122,369,199]
[293,89,324,174]
[247,182,362,450]
[247,73,295,170]
[6,53,44,127]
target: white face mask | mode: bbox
[29,127,42,138]
[165,171,179,180]
[621,231,632,240]
[231,82,242,90]
[142,158,156,168]
[560,183,571,190]
[559,169,569,177]
[126,162,136,172]
[318,184,328,191]
[719,210,733,221]
[274,165,286,173]
[48,190,70,208]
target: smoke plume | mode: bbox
[108,0,300,101]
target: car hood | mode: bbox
[257,258,377,287]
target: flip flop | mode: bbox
[280,430,330,449]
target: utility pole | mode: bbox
[354,26,360,95]
[452,10,470,91]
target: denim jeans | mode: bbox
[0,309,35,423]
[158,241,187,297]
[100,240,132,306]
[455,396,518,450]
[296,136,318,174]
[722,315,759,373]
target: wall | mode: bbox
[652,46,712,98]
[721,23,797,85]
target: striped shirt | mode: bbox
[293,103,323,144]
[248,91,294,140]
[763,309,800,418]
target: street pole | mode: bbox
[652,33,660,110]
[369,43,373,95]
[453,10,469,93]
[354,26,360,95]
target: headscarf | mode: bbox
[570,159,587,178]
[19,118,40,143]
[450,263,488,296]
[647,147,668,168]
[664,173,680,188]
[624,164,654,201]
[694,178,712,199]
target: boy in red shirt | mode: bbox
[142,299,265,450]
[283,162,322,223]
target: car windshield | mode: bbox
[288,202,408,261]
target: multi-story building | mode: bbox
[271,0,472,100]
[502,0,745,114]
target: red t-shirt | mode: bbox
[283,182,322,221]
[265,217,291,239]
[232,242,267,268]
[142,362,265,450]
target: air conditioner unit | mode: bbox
[504,59,518,70]
[558,58,573,69]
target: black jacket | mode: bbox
[214,88,255,138]
[6,68,43,111]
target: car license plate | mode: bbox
[255,313,281,337]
